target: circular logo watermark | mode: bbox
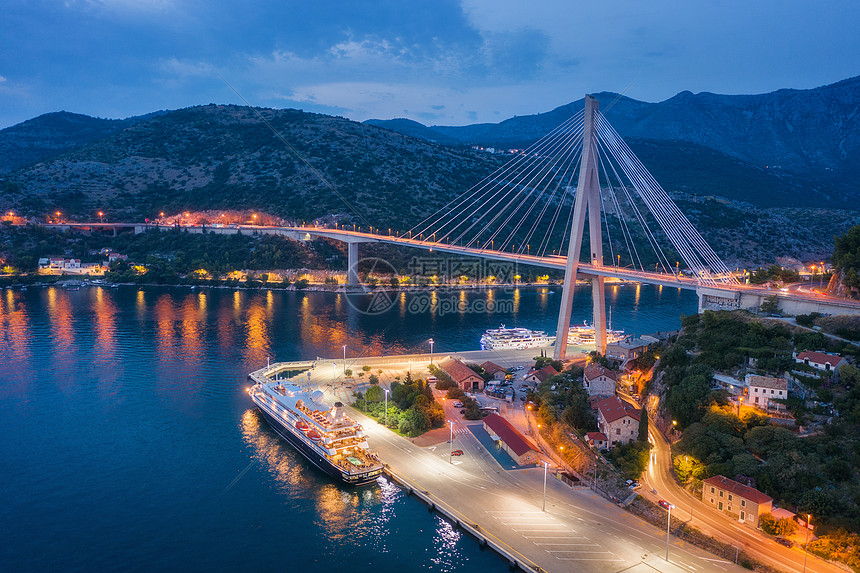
[344,257,400,315]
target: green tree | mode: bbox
[759,513,778,535]
[775,517,798,537]
[364,385,383,402]
[638,410,649,442]
[760,295,779,315]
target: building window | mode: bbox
[710,487,715,494]
[616,428,621,435]
[710,498,714,504]
[728,494,733,502]
[740,511,746,521]
[720,491,724,497]
[741,500,746,507]
[719,502,723,511]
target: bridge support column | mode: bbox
[347,242,359,286]
[592,276,606,352]
[554,95,608,360]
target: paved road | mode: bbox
[642,423,843,573]
[352,404,748,573]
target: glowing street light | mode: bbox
[803,514,812,573]
[98,211,104,223]
[449,420,454,463]
[384,388,389,428]
[342,344,347,374]
[429,338,434,365]
[665,502,676,561]
[542,461,549,512]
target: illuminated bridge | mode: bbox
[41,96,860,358]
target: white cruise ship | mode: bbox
[249,380,383,485]
[480,325,556,350]
[567,320,626,346]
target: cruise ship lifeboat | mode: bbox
[295,420,309,432]
[306,429,321,442]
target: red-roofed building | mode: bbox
[583,364,617,398]
[585,432,608,450]
[595,396,641,446]
[703,475,773,527]
[438,358,485,391]
[482,413,544,465]
[795,351,845,373]
[524,365,558,385]
[480,361,508,380]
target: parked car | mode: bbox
[775,537,794,548]
[427,376,438,383]
[453,401,464,408]
[451,450,464,456]
[658,499,672,510]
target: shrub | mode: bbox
[759,513,777,535]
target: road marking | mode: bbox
[555,557,625,562]
[535,543,600,547]
[523,536,587,540]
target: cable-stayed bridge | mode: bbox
[41,96,860,358]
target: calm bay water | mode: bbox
[0,284,696,572]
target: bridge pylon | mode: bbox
[554,96,606,361]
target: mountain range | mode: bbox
[1,77,859,266]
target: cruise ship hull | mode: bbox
[253,398,382,486]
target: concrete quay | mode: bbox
[352,406,745,573]
[258,354,745,572]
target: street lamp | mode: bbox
[449,420,454,463]
[384,388,389,428]
[686,455,694,522]
[803,514,811,573]
[342,344,347,374]
[738,395,743,417]
[429,338,434,365]
[665,502,676,562]
[542,461,549,512]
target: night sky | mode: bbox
[1,0,858,128]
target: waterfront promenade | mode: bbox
[255,354,745,573]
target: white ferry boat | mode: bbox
[567,320,626,345]
[249,380,383,485]
[480,325,556,350]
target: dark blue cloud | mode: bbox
[1,0,859,128]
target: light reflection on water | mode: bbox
[0,283,697,572]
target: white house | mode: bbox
[583,363,617,398]
[746,374,788,411]
[585,431,608,450]
[524,365,558,385]
[795,351,845,372]
[595,396,641,446]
